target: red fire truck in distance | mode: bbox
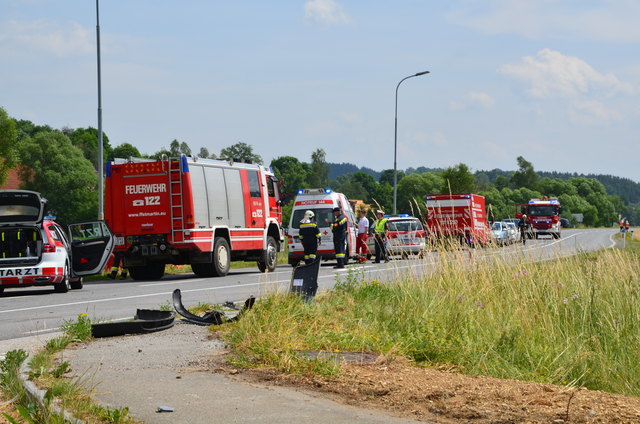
[105,156,283,280]
[424,193,491,246]
[516,197,562,239]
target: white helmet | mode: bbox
[304,210,315,219]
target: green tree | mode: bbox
[180,141,192,156]
[220,142,263,164]
[109,143,141,161]
[307,148,329,187]
[17,131,98,225]
[68,127,113,170]
[0,107,18,186]
[270,156,308,199]
[397,173,444,214]
[379,169,405,186]
[511,156,539,190]
[440,163,475,194]
[169,139,181,156]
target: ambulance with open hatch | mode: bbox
[287,188,357,266]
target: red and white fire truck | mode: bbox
[424,193,491,246]
[515,197,562,239]
[105,156,284,280]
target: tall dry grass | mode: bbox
[224,248,640,396]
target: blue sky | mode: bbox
[1,0,639,181]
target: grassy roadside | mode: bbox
[223,247,640,397]
[0,315,138,424]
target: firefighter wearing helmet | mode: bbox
[331,206,348,268]
[299,210,320,265]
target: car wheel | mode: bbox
[54,263,71,293]
[0,287,4,294]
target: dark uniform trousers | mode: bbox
[332,214,348,268]
[299,222,320,265]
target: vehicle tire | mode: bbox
[187,237,229,278]
[0,287,4,294]
[288,258,300,268]
[257,236,278,273]
[555,232,561,239]
[54,263,71,293]
[129,263,166,281]
[70,277,83,290]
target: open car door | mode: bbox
[68,221,114,276]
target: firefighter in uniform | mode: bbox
[109,252,128,280]
[374,210,389,263]
[518,214,529,245]
[331,207,348,269]
[299,210,320,265]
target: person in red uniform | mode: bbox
[356,209,369,263]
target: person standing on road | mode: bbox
[299,210,320,265]
[331,207,348,269]
[374,210,389,263]
[356,209,369,263]
[518,215,529,245]
[109,252,128,280]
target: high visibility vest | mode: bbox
[374,218,388,235]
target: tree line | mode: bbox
[1,106,637,227]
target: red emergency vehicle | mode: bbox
[424,193,491,246]
[105,156,283,280]
[515,197,562,239]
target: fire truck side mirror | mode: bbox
[558,206,563,214]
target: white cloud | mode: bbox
[499,49,636,98]
[0,19,93,58]
[449,91,495,110]
[447,0,640,43]
[569,100,623,125]
[304,0,350,25]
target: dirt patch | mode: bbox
[214,355,640,423]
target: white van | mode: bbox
[287,188,357,267]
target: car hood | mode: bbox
[0,190,47,226]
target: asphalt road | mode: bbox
[0,228,616,342]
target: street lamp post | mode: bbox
[393,71,429,215]
[96,0,104,220]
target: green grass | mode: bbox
[1,314,138,424]
[223,248,640,396]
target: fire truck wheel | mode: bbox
[129,263,166,281]
[257,236,278,273]
[54,263,71,293]
[212,237,231,277]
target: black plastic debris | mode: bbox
[157,406,174,413]
[91,309,176,338]
[172,289,255,326]
[289,257,321,301]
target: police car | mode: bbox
[367,214,426,258]
[0,190,114,294]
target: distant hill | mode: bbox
[329,163,380,180]
[329,163,640,204]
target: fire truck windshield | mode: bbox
[528,205,558,216]
[291,208,334,229]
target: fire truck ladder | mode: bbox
[168,157,185,243]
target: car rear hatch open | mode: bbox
[0,191,47,266]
